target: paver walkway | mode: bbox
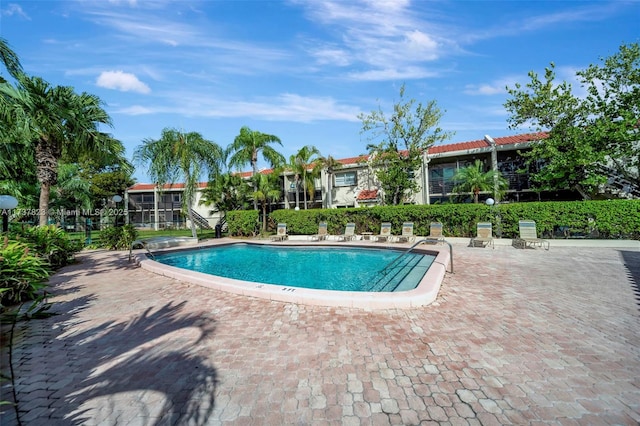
[1,242,639,425]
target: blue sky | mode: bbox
[2,0,639,183]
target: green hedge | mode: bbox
[226,210,260,237]
[227,200,640,239]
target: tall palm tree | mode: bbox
[452,159,508,203]
[287,154,302,210]
[319,155,342,209]
[226,126,285,210]
[134,128,224,239]
[49,163,92,227]
[289,145,321,210]
[199,172,250,219]
[0,75,124,225]
[0,37,23,82]
[0,38,26,180]
[252,172,281,234]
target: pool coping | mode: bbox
[134,238,451,310]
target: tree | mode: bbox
[0,38,27,180]
[0,75,125,226]
[252,172,281,234]
[89,167,136,209]
[452,160,508,203]
[199,173,251,219]
[0,37,23,82]
[226,126,285,210]
[134,128,224,239]
[49,163,92,225]
[505,42,640,199]
[318,155,342,208]
[359,84,453,205]
[288,145,321,210]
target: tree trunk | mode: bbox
[252,155,259,211]
[295,175,300,210]
[186,195,198,239]
[39,183,50,226]
[262,202,267,233]
[326,172,332,209]
[303,180,308,210]
[35,136,59,227]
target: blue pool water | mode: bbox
[154,244,435,292]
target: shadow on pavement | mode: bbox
[620,250,640,308]
[5,297,218,425]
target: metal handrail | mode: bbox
[129,240,155,262]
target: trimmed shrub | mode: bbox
[236,199,640,239]
[226,210,260,237]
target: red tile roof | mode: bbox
[428,132,547,155]
[338,155,369,165]
[128,132,548,190]
[357,189,378,201]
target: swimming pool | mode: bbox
[153,244,435,292]
[136,240,450,309]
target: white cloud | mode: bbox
[112,91,362,122]
[2,3,30,19]
[298,0,455,78]
[96,71,151,94]
[115,105,154,115]
[464,83,507,96]
[349,67,438,82]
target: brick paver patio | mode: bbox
[1,240,639,425]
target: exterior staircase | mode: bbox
[189,209,213,229]
[596,164,640,199]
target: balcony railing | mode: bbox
[429,172,533,195]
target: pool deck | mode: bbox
[1,237,639,425]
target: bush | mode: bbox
[20,225,83,269]
[226,210,260,237]
[253,199,640,239]
[99,224,139,250]
[0,238,50,307]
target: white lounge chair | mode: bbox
[423,222,445,244]
[373,222,393,242]
[396,222,415,243]
[270,223,288,242]
[308,222,328,241]
[470,222,494,249]
[515,220,550,250]
[336,223,357,241]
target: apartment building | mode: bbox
[125,132,587,229]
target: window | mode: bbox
[334,171,357,187]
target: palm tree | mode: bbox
[0,38,26,180]
[0,75,124,226]
[226,126,285,210]
[199,172,250,219]
[50,163,92,227]
[287,145,321,210]
[318,155,342,209]
[134,128,224,239]
[452,159,508,203]
[0,37,23,82]
[252,172,281,234]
